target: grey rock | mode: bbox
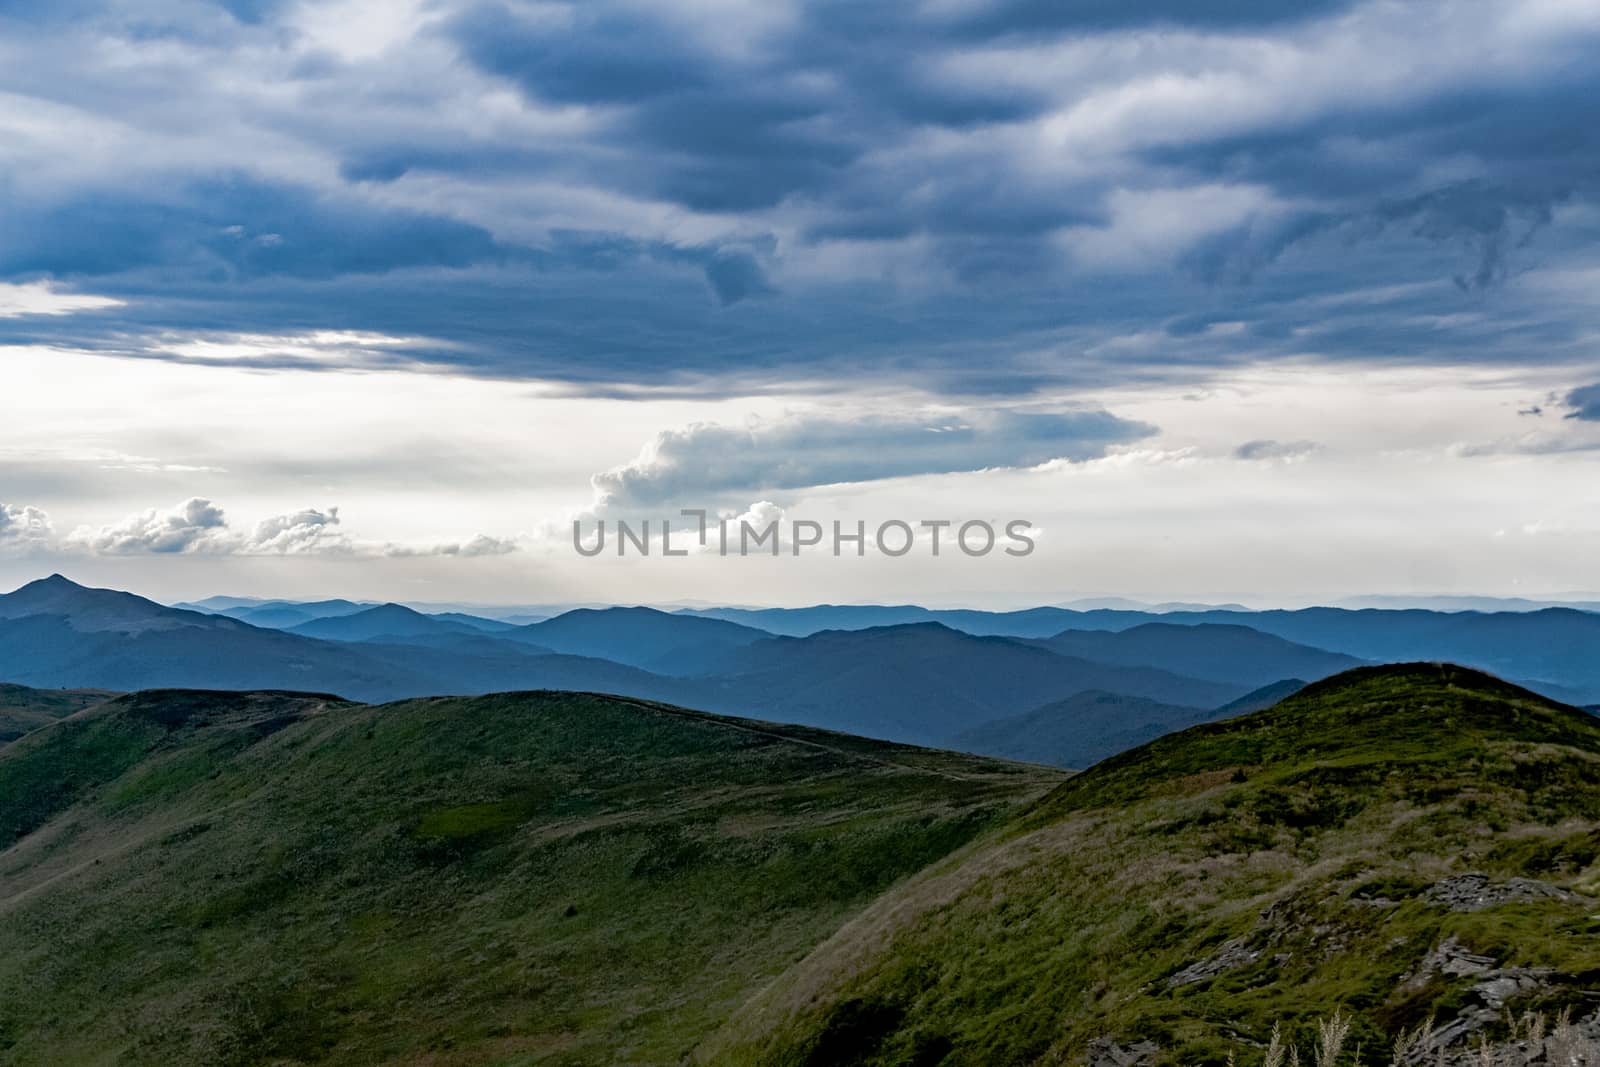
[1085,1037,1160,1067]
[1166,937,1263,988]
[1407,935,1496,986]
[1422,872,1572,912]
[1472,970,1554,1010]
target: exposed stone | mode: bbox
[1420,935,1497,979]
[1421,872,1572,912]
[1166,937,1263,988]
[1085,1036,1160,1067]
[1401,1007,1600,1066]
[1396,939,1574,1064]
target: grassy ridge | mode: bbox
[704,664,1600,1065]
[0,683,117,744]
[0,689,1059,1065]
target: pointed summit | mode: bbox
[1,573,101,614]
[0,574,221,633]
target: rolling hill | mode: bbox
[5,666,1597,1064]
[0,577,688,706]
[1063,607,1600,702]
[0,577,457,700]
[0,688,1059,1066]
[0,683,117,744]
[1033,622,1364,689]
[286,602,483,642]
[512,606,774,673]
[24,577,1600,770]
[686,623,1248,746]
[0,579,1247,750]
[679,604,1087,638]
[703,664,1600,1065]
[176,597,374,629]
[683,603,1600,703]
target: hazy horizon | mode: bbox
[10,569,1600,616]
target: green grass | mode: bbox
[7,665,1598,1066]
[704,664,1600,1066]
[0,688,1059,1066]
[0,683,117,744]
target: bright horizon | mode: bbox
[9,570,1600,617]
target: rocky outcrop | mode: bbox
[1084,1037,1160,1066]
[1421,872,1572,912]
[1166,937,1263,988]
[1398,934,1579,1063]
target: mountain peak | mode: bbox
[366,602,424,617]
[3,573,105,608]
[0,573,221,633]
[284,602,467,642]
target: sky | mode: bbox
[1,0,1599,608]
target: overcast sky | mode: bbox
[2,0,1598,607]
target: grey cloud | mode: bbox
[702,251,777,307]
[1234,439,1320,462]
[1180,182,1566,291]
[592,407,1157,506]
[1564,383,1600,422]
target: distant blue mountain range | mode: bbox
[5,575,1596,767]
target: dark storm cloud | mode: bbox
[0,0,1598,396]
[0,177,505,281]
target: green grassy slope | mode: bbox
[0,688,1060,1066]
[703,664,1600,1066]
[0,682,118,744]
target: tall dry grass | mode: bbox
[1233,1009,1596,1066]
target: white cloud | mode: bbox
[67,497,229,554]
[151,330,441,370]
[383,534,521,558]
[1062,184,1276,272]
[0,502,53,549]
[243,506,350,554]
[62,497,515,559]
[0,281,123,318]
[1450,431,1600,458]
[288,0,433,61]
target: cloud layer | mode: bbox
[53,498,516,558]
[593,407,1156,506]
[0,0,1596,396]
